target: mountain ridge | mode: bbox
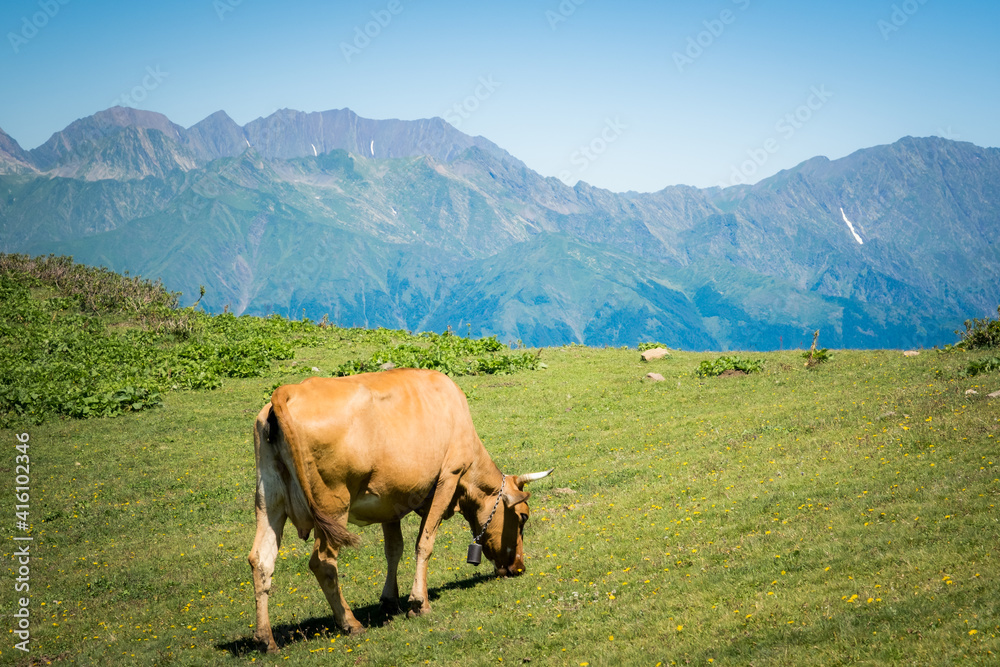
[0,127,38,174]
[8,106,522,181]
[1,107,997,350]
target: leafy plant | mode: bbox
[638,341,667,352]
[803,329,832,368]
[695,355,764,377]
[0,256,324,427]
[956,305,1000,350]
[960,356,1000,377]
[803,348,833,365]
[0,252,180,314]
[332,330,540,377]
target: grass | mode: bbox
[0,258,998,665]
[2,341,998,666]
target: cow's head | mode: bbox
[481,469,553,577]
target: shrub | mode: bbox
[802,329,832,368]
[960,356,1000,378]
[638,342,667,352]
[0,253,179,314]
[803,348,833,366]
[956,306,1000,350]
[0,257,320,426]
[695,355,764,377]
[332,331,540,377]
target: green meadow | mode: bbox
[1,258,999,666]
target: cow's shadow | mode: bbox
[217,572,493,656]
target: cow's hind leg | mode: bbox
[249,495,286,653]
[310,533,366,635]
[380,520,404,613]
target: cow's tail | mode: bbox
[266,398,360,550]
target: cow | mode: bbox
[248,368,553,652]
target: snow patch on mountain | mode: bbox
[840,207,864,245]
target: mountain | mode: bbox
[182,110,248,160]
[0,128,36,174]
[696,137,1000,343]
[240,108,511,164]
[29,107,191,175]
[1,107,998,350]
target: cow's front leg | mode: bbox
[408,475,460,617]
[380,520,404,613]
[310,534,365,635]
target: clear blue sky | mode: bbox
[1,0,998,192]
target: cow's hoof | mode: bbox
[254,633,279,654]
[380,596,401,614]
[406,599,431,618]
[255,639,279,654]
[345,621,366,636]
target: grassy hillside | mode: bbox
[1,259,999,666]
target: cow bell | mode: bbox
[466,542,483,566]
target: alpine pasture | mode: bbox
[1,257,998,666]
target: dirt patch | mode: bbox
[718,369,747,378]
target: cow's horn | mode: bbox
[516,468,554,485]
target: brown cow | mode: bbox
[248,368,552,652]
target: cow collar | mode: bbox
[471,473,506,546]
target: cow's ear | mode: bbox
[502,487,530,507]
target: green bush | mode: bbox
[960,356,1000,378]
[695,355,764,377]
[803,347,833,366]
[638,341,667,352]
[0,258,320,426]
[333,331,540,377]
[956,305,1000,350]
[0,252,179,313]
